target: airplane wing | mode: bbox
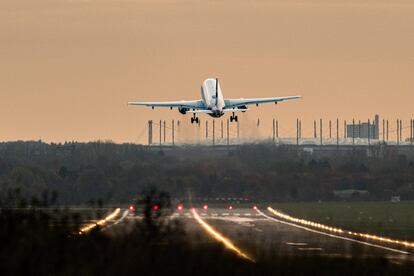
[128,100,205,110]
[224,96,301,108]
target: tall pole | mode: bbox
[163,120,166,143]
[400,119,403,143]
[373,118,376,140]
[314,120,317,138]
[276,120,279,139]
[159,120,162,145]
[336,118,339,146]
[172,120,175,145]
[397,119,399,145]
[383,119,385,142]
[344,120,347,139]
[148,120,153,145]
[226,119,230,145]
[352,119,355,146]
[320,118,323,146]
[296,118,299,146]
[368,119,370,145]
[206,121,208,140]
[299,120,302,139]
[359,120,361,139]
[221,120,224,139]
[273,119,275,141]
[411,118,414,146]
[329,120,332,139]
[177,120,180,143]
[386,120,389,141]
[237,120,240,139]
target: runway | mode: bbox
[85,206,414,264]
[174,207,414,263]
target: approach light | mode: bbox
[129,205,135,212]
[229,206,233,210]
[177,204,183,211]
[203,204,208,210]
[153,204,159,211]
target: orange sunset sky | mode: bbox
[0,0,413,143]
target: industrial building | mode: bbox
[346,115,379,139]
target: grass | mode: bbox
[270,201,414,241]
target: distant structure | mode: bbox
[347,115,379,139]
[391,196,401,203]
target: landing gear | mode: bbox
[191,115,199,124]
[230,113,238,122]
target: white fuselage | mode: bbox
[201,78,225,117]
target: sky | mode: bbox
[0,0,413,143]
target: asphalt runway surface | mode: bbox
[95,207,414,264]
[172,208,414,263]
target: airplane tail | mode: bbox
[215,78,219,107]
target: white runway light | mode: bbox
[267,207,414,249]
[79,208,121,234]
[256,208,409,255]
[191,208,255,262]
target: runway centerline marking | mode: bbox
[286,242,308,246]
[256,208,410,255]
[298,248,323,251]
[191,208,255,262]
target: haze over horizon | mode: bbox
[1,0,413,143]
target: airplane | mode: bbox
[128,78,301,123]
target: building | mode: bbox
[347,115,379,139]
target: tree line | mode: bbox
[0,141,414,206]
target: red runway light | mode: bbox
[229,206,233,210]
[203,204,208,210]
[153,204,159,211]
[129,205,135,212]
[253,205,257,210]
[177,205,183,211]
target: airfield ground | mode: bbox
[113,204,414,265]
[4,203,414,275]
[270,202,414,241]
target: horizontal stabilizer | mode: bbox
[222,108,250,113]
[187,110,214,114]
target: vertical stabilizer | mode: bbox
[215,78,219,107]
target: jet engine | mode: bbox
[238,105,248,112]
[178,107,189,114]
